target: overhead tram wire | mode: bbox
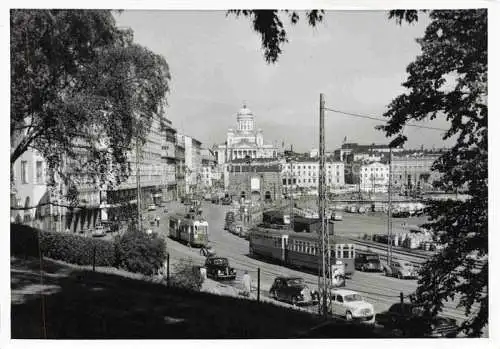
[323,107,448,132]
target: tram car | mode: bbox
[168,213,209,247]
[249,226,355,277]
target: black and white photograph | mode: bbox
[3,0,497,345]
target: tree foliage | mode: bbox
[11,10,170,199]
[226,10,324,64]
[380,10,487,336]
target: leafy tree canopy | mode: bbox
[381,9,487,337]
[227,10,324,63]
[11,10,170,200]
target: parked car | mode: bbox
[269,277,318,306]
[224,212,235,230]
[384,260,418,279]
[328,289,375,324]
[376,302,459,337]
[204,257,237,280]
[355,252,383,272]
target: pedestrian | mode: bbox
[242,270,251,297]
[156,216,160,227]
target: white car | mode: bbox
[328,289,375,324]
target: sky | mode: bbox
[113,11,450,152]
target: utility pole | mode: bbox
[136,137,142,232]
[319,93,329,318]
[387,147,393,266]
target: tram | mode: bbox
[168,213,209,247]
[249,226,355,277]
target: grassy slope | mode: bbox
[12,257,330,339]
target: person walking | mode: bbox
[242,270,251,298]
[156,216,160,227]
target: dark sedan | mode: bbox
[269,277,318,306]
[204,257,237,281]
[376,302,459,337]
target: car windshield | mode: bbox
[287,278,305,286]
[344,294,363,302]
[212,258,228,266]
[365,255,379,261]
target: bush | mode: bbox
[114,230,167,276]
[169,258,203,291]
[11,224,41,258]
[11,224,115,266]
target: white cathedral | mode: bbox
[215,104,280,165]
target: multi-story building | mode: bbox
[334,142,403,162]
[215,104,280,164]
[10,149,53,230]
[102,114,168,221]
[391,151,444,192]
[359,161,390,192]
[162,119,177,201]
[201,148,217,189]
[227,158,282,202]
[175,139,186,199]
[281,156,345,193]
[177,133,203,195]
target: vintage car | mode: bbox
[224,211,235,230]
[269,276,319,306]
[384,260,418,279]
[355,252,383,272]
[376,302,459,337]
[328,289,375,324]
[204,257,237,280]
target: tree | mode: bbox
[226,10,324,63]
[380,10,487,337]
[11,10,170,204]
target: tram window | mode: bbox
[343,248,350,259]
[337,245,343,259]
[306,243,310,254]
[350,245,355,259]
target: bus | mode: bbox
[249,226,355,277]
[168,213,209,247]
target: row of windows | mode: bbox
[252,233,354,258]
[283,178,340,185]
[362,167,387,172]
[284,164,341,170]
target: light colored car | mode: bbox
[328,289,375,324]
[147,204,156,211]
[384,260,418,279]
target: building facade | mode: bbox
[391,151,443,192]
[201,148,217,189]
[215,104,280,165]
[227,158,282,202]
[281,157,345,194]
[102,114,168,221]
[177,134,203,195]
[359,161,390,192]
[162,119,177,202]
[10,149,52,229]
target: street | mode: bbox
[156,200,475,325]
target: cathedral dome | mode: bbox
[237,104,253,118]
